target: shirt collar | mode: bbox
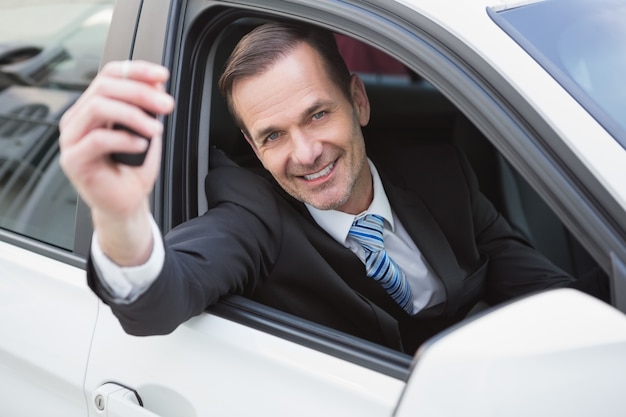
[305,159,394,246]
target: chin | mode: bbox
[307,193,350,211]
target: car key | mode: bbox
[110,112,157,166]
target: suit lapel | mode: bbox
[379,173,464,303]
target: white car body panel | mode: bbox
[0,241,97,416]
[396,289,626,416]
[84,306,405,416]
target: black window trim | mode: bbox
[0,228,86,268]
[209,295,413,380]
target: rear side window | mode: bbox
[0,1,114,250]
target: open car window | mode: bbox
[168,12,609,371]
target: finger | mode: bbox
[83,75,174,117]
[61,61,173,135]
[61,128,150,170]
[100,60,170,84]
[141,130,162,176]
[61,78,172,146]
[60,95,163,148]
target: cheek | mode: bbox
[336,114,362,143]
[257,148,288,177]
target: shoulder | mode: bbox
[205,149,278,210]
[370,143,471,188]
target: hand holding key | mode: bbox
[59,60,175,266]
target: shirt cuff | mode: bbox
[91,216,165,302]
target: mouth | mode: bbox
[302,161,335,181]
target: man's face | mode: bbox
[231,43,372,214]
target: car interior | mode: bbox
[204,17,600,282]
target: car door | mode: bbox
[0,1,115,415]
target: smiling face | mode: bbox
[231,43,373,214]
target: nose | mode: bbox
[290,129,322,166]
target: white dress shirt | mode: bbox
[91,216,165,303]
[306,160,445,312]
[93,159,446,311]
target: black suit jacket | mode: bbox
[89,144,575,353]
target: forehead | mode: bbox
[231,43,344,135]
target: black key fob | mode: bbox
[110,113,156,166]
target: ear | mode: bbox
[242,130,261,159]
[349,74,370,127]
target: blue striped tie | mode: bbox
[349,214,415,315]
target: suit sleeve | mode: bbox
[456,147,577,304]
[87,164,282,335]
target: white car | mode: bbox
[1,0,625,416]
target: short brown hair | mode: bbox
[218,21,352,129]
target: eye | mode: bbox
[312,111,326,121]
[265,131,281,142]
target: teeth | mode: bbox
[303,162,334,181]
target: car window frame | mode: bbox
[73,0,149,259]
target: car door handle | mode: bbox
[92,383,161,417]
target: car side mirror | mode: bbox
[395,289,626,417]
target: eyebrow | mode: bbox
[253,99,332,143]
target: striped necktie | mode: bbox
[348,214,415,315]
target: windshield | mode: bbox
[491,0,626,148]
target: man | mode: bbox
[60,22,579,354]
